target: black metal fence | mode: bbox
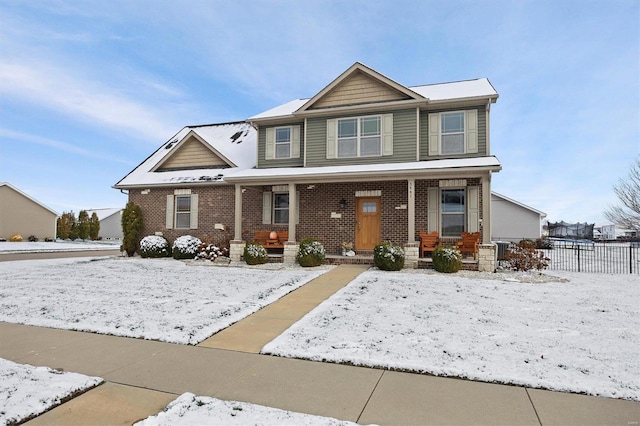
[543,241,639,274]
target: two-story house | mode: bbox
[114,62,501,270]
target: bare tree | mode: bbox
[604,157,640,231]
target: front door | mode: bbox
[355,197,381,250]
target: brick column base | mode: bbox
[403,243,419,269]
[229,240,246,262]
[283,241,299,265]
[478,243,497,272]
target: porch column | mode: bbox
[482,174,491,244]
[288,183,296,241]
[234,184,243,241]
[407,178,416,243]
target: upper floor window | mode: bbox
[275,127,291,159]
[441,112,465,154]
[337,116,381,158]
[428,110,478,156]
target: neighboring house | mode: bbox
[86,208,123,240]
[0,182,58,240]
[115,63,502,270]
[491,192,547,242]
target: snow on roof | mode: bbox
[226,156,501,183]
[114,122,256,189]
[248,79,497,120]
[491,192,547,218]
[410,78,497,101]
[85,208,122,220]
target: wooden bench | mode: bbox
[253,230,288,250]
[456,231,481,259]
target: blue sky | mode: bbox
[1,0,638,225]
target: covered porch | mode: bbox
[225,157,501,271]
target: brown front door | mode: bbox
[356,197,381,250]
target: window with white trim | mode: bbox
[175,195,192,229]
[337,115,381,158]
[441,112,465,154]
[441,189,465,237]
[273,193,289,224]
[275,127,291,159]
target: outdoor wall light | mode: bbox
[339,198,347,209]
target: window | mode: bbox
[441,112,464,154]
[337,116,381,158]
[275,127,291,159]
[273,193,289,224]
[175,195,191,229]
[441,189,465,237]
[166,192,198,229]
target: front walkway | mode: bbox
[1,264,638,425]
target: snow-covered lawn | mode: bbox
[0,257,328,344]
[136,393,358,426]
[263,269,640,401]
[0,240,121,253]
[0,359,102,425]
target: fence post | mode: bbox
[577,244,581,272]
[631,245,634,274]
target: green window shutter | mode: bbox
[428,113,440,156]
[382,113,394,156]
[465,110,478,154]
[262,191,272,224]
[427,187,439,233]
[265,128,275,160]
[326,119,336,159]
[190,194,198,229]
[166,195,174,229]
[467,186,479,232]
[291,125,301,158]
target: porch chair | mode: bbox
[419,231,440,258]
[456,232,481,259]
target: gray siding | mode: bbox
[491,194,543,242]
[419,105,487,160]
[257,123,305,169]
[306,108,417,167]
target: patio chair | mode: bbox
[419,231,440,257]
[456,232,481,259]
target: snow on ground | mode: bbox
[263,269,640,401]
[136,393,358,426]
[0,358,102,425]
[0,240,121,253]
[0,257,328,344]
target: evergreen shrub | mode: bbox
[243,242,268,265]
[172,235,202,260]
[122,202,143,256]
[139,235,170,258]
[296,238,325,267]
[432,246,463,273]
[373,242,405,271]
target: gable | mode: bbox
[155,135,229,171]
[310,70,412,109]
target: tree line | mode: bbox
[56,210,100,240]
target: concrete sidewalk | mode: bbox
[1,264,638,425]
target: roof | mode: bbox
[491,192,547,218]
[86,208,122,220]
[226,156,502,184]
[248,61,498,121]
[114,122,256,189]
[0,182,59,216]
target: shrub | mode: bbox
[9,233,23,242]
[139,235,170,258]
[243,242,268,265]
[296,238,325,267]
[77,210,90,240]
[122,202,143,256]
[172,235,202,260]
[28,235,38,242]
[196,242,229,261]
[57,211,76,240]
[432,246,463,273]
[373,242,405,271]
[89,212,100,240]
[535,237,553,250]
[504,240,550,271]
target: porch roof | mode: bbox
[225,156,501,185]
